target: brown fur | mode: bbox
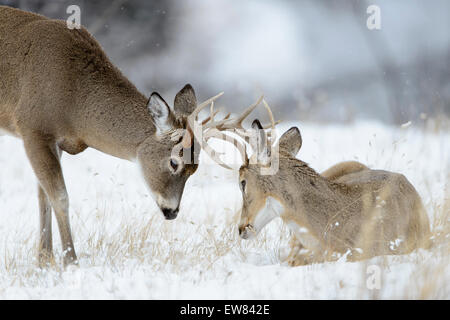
[321,161,368,180]
[0,6,200,266]
[238,127,431,265]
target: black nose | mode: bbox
[238,226,244,236]
[162,208,178,220]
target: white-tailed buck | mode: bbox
[0,6,227,266]
[228,102,431,265]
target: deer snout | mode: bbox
[154,194,180,220]
[238,224,255,240]
[162,207,179,220]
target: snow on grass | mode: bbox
[0,121,448,299]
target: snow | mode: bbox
[0,121,448,299]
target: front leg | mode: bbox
[23,136,78,267]
[38,185,54,266]
[285,235,316,266]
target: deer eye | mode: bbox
[169,158,179,173]
[240,179,246,191]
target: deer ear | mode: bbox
[251,119,270,164]
[174,84,197,117]
[279,127,302,157]
[148,92,173,134]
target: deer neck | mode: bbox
[275,160,357,241]
[74,74,156,161]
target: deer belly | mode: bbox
[286,221,322,251]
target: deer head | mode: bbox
[237,114,302,239]
[136,84,224,220]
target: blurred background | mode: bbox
[2,0,449,124]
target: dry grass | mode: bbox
[0,121,448,298]
[1,192,447,298]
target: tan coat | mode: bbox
[0,6,200,266]
[238,126,431,265]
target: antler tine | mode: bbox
[262,98,276,130]
[219,95,264,130]
[201,109,221,125]
[201,100,232,129]
[262,120,281,129]
[209,100,215,122]
[235,95,264,127]
[189,91,224,122]
[182,91,224,149]
[202,116,232,130]
[260,98,280,145]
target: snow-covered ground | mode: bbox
[0,121,448,299]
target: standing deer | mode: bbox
[232,110,431,265]
[0,6,226,266]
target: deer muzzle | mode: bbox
[162,207,179,220]
[238,224,255,239]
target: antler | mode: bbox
[178,93,280,169]
[180,91,224,149]
[215,96,279,152]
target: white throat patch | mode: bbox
[253,196,284,233]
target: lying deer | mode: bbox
[0,6,228,266]
[214,99,431,265]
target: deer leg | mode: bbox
[23,137,78,267]
[286,235,307,266]
[38,185,53,266]
[286,235,317,266]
